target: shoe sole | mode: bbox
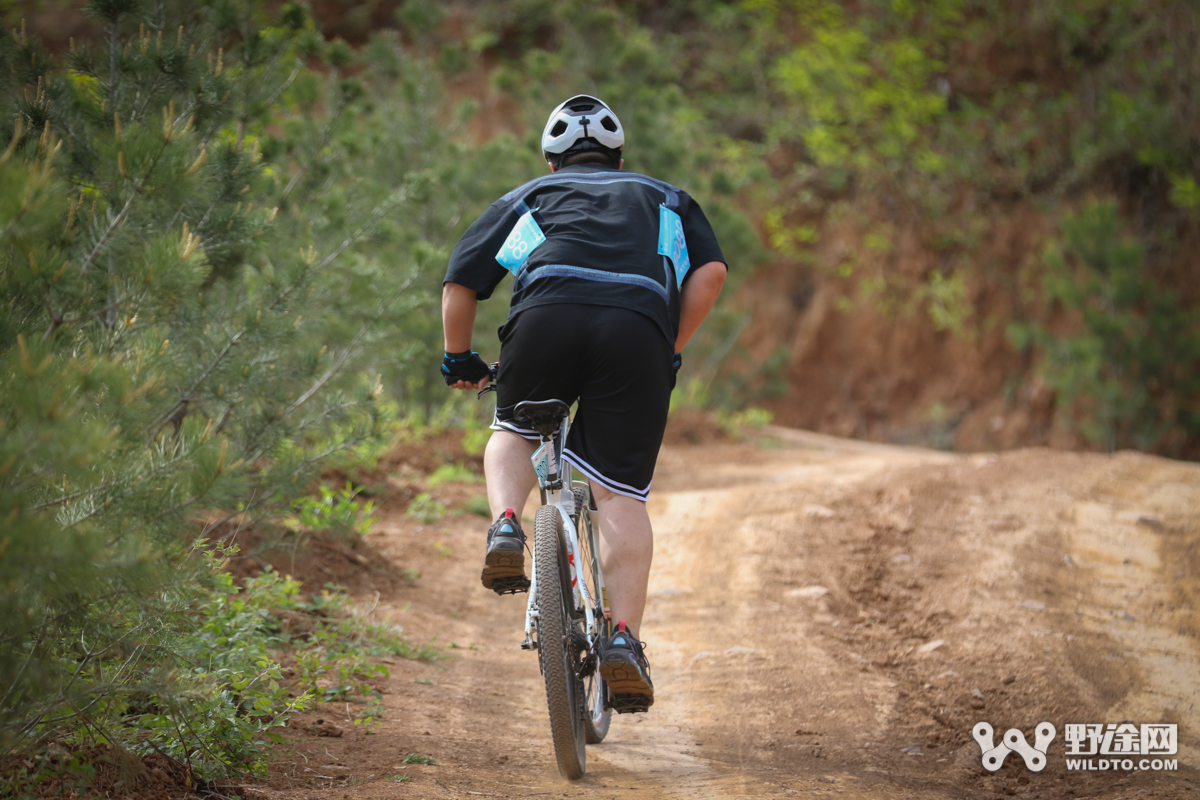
[481,549,528,594]
[599,655,653,701]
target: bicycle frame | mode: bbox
[522,413,609,657]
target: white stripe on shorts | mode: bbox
[562,447,651,502]
[489,409,541,441]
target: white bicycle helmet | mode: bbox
[541,94,624,160]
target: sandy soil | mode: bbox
[255,427,1200,800]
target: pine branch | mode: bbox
[198,488,258,540]
[77,129,177,278]
[262,63,302,109]
[280,94,353,200]
[285,259,419,417]
[35,432,198,517]
[43,286,146,340]
[146,185,410,440]
[284,324,368,415]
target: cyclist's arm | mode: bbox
[442,281,489,390]
[442,281,478,352]
[675,260,726,353]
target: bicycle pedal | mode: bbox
[489,575,530,595]
[609,693,653,714]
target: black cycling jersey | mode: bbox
[444,163,726,347]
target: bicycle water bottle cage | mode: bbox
[514,399,570,439]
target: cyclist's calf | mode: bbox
[484,429,539,520]
[590,486,653,640]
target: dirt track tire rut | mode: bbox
[270,432,1200,800]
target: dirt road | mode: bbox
[262,429,1200,800]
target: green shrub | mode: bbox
[293,482,378,538]
[1009,201,1200,452]
[406,492,447,524]
[717,407,775,440]
[464,495,492,517]
[403,753,437,765]
[427,464,481,487]
[134,569,311,779]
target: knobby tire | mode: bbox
[535,504,586,779]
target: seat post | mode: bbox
[516,399,570,492]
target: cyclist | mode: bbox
[440,95,727,708]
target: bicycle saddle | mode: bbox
[514,399,570,436]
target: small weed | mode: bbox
[427,463,480,487]
[716,407,773,439]
[266,581,435,718]
[406,492,446,524]
[294,482,378,538]
[354,696,387,731]
[1,750,97,798]
[401,567,420,585]
[403,753,437,766]
[414,677,433,685]
[295,646,389,702]
[462,424,491,455]
[432,541,454,558]
[463,495,491,517]
[394,636,442,662]
[389,773,413,782]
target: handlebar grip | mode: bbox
[477,362,500,399]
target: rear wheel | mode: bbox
[574,487,611,744]
[534,504,586,779]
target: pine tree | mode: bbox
[0,0,399,759]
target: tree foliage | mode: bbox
[1009,201,1200,452]
[0,0,501,776]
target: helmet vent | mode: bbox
[542,95,623,155]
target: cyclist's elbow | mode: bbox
[685,261,726,298]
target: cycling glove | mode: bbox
[442,350,491,385]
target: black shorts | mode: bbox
[490,303,673,501]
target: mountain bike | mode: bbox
[511,398,613,778]
[479,367,614,778]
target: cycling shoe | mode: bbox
[481,508,530,595]
[599,620,653,711]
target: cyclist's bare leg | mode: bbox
[591,485,653,638]
[484,430,538,519]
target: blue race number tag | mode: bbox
[496,209,546,275]
[531,442,550,487]
[657,205,690,287]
